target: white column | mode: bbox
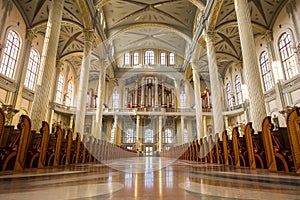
[191,62,203,139]
[185,81,191,108]
[141,77,145,108]
[133,80,138,107]
[74,30,94,136]
[234,0,266,131]
[180,116,185,144]
[31,0,65,130]
[154,77,158,107]
[203,116,207,137]
[136,115,140,150]
[161,80,165,107]
[205,33,224,134]
[158,116,163,152]
[0,0,13,43]
[95,64,107,139]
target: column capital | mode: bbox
[263,30,273,43]
[83,29,95,43]
[26,29,37,42]
[190,61,201,71]
[56,60,64,72]
[203,31,217,44]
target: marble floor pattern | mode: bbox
[0,157,300,200]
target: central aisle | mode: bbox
[0,157,299,200]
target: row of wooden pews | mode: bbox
[161,106,300,174]
[0,108,136,171]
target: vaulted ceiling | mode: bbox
[12,0,289,81]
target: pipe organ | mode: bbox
[125,76,176,110]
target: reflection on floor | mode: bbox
[0,157,300,200]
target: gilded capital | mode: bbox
[26,29,37,41]
[83,29,95,43]
[263,30,273,43]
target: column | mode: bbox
[91,115,96,136]
[174,79,181,108]
[69,115,74,129]
[224,115,229,130]
[0,0,13,43]
[74,30,94,136]
[30,0,65,130]
[185,81,191,108]
[161,80,165,107]
[234,0,266,131]
[158,116,163,152]
[203,116,207,137]
[191,62,203,139]
[114,115,121,145]
[133,80,138,107]
[187,119,193,142]
[180,116,185,144]
[124,88,129,108]
[154,77,158,107]
[286,1,300,41]
[204,33,224,134]
[95,64,107,139]
[136,115,141,150]
[141,78,145,108]
[106,118,112,142]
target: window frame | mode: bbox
[0,30,21,79]
[24,49,40,91]
[278,32,298,80]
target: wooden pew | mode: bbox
[75,132,81,164]
[0,115,32,171]
[262,116,292,172]
[38,121,50,168]
[207,135,214,164]
[222,130,232,165]
[65,129,73,165]
[286,107,300,173]
[244,123,256,169]
[0,108,5,145]
[46,125,63,166]
[232,127,248,167]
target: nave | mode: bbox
[0,157,299,200]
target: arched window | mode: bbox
[133,52,139,65]
[112,90,119,108]
[0,30,21,78]
[183,128,188,143]
[169,53,175,65]
[160,53,166,65]
[145,50,154,65]
[235,75,243,105]
[180,91,186,108]
[56,74,65,103]
[24,49,40,90]
[226,82,233,107]
[260,51,274,91]
[65,81,73,106]
[124,52,130,65]
[144,128,154,143]
[278,32,298,79]
[163,128,173,144]
[124,128,135,143]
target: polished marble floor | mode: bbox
[0,157,300,200]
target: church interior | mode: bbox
[0,0,300,199]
